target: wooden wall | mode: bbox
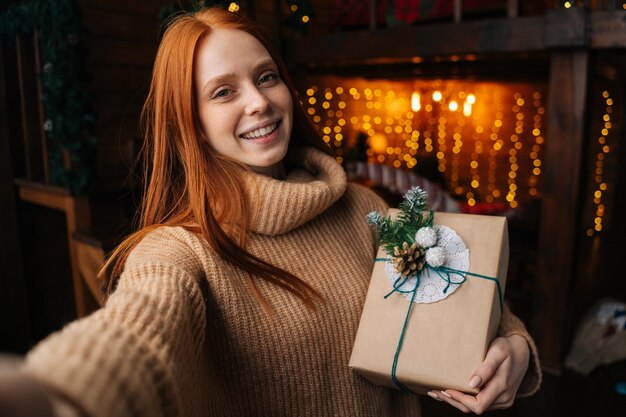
[78,0,172,193]
[0,27,31,352]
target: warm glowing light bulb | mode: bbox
[466,94,476,104]
[433,91,442,102]
[564,1,571,8]
[228,2,240,12]
[369,133,389,154]
[463,102,472,116]
[448,101,458,111]
[411,92,421,111]
[302,15,309,23]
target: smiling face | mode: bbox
[194,28,293,176]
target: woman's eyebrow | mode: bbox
[201,73,236,96]
[254,58,277,70]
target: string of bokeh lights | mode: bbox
[587,91,613,237]
[304,81,545,209]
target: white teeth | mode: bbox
[242,122,277,139]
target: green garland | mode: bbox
[0,0,96,195]
[368,187,443,277]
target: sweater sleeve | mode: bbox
[498,304,542,397]
[23,227,208,417]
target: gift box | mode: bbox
[349,210,509,395]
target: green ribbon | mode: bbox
[374,258,503,394]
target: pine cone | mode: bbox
[392,242,425,277]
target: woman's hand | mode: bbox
[427,334,530,414]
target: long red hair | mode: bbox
[101,8,331,311]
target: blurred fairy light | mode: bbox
[411,92,421,111]
[505,92,525,209]
[528,91,544,200]
[463,101,472,117]
[587,91,613,237]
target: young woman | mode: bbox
[2,7,541,417]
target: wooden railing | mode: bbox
[7,29,98,318]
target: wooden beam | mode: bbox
[284,10,626,69]
[16,178,69,211]
[545,8,586,48]
[534,51,589,371]
[591,11,626,48]
[283,15,547,67]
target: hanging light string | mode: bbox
[588,91,613,237]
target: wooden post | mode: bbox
[370,0,377,30]
[507,0,518,17]
[16,180,92,318]
[65,194,92,317]
[533,51,589,371]
[15,34,46,182]
[32,29,49,183]
[453,0,462,23]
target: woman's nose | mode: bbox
[244,87,271,115]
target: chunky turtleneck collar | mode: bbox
[242,147,347,236]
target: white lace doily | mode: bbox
[385,225,470,304]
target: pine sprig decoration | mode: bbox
[367,211,408,255]
[397,187,429,225]
[368,186,436,276]
[368,186,433,246]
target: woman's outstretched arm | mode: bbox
[4,227,208,417]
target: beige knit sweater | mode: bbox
[24,147,541,417]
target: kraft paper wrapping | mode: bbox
[349,211,509,395]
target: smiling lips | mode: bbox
[240,121,279,139]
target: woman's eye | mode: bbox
[259,73,278,85]
[213,88,232,99]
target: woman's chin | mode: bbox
[243,139,289,167]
